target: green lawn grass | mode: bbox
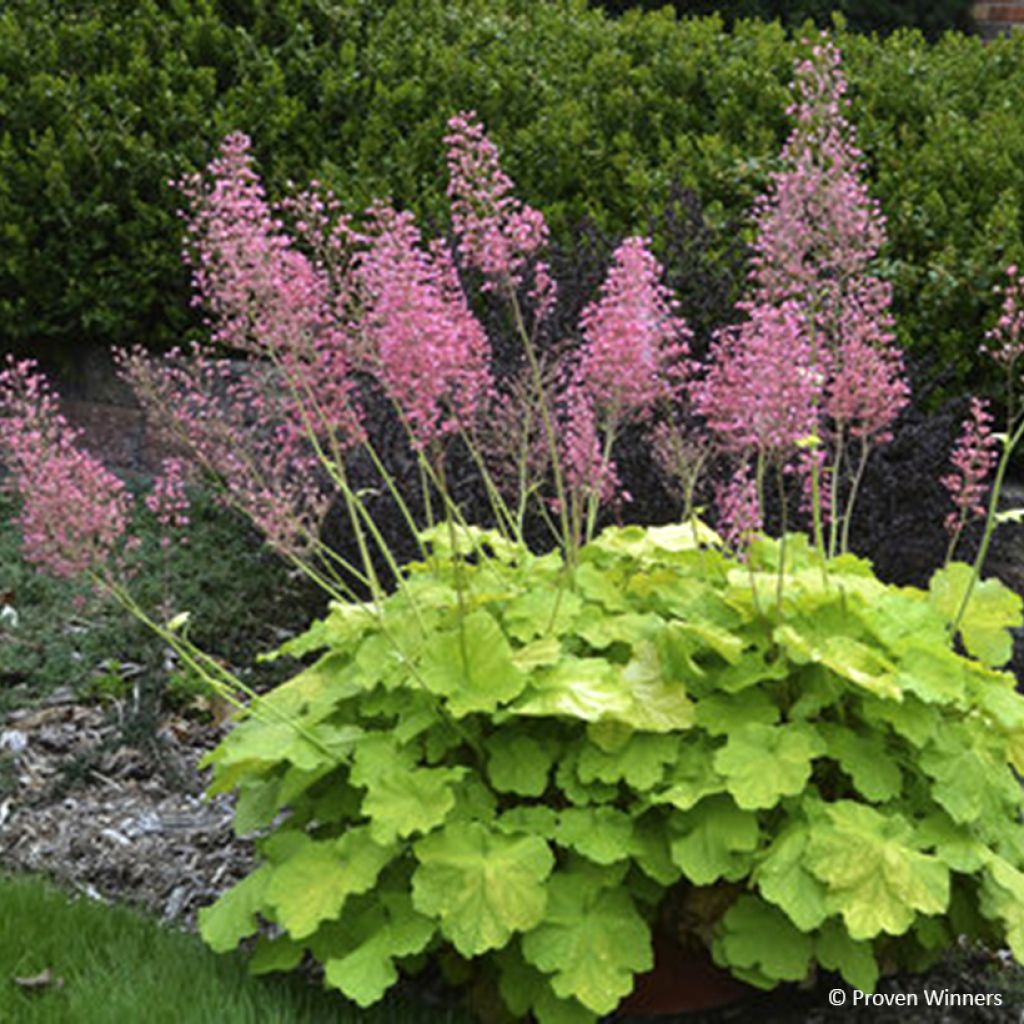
[0,874,472,1024]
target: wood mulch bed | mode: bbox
[0,687,251,929]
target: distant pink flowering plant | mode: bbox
[0,358,132,581]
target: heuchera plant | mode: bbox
[3,36,1024,1024]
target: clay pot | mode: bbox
[618,932,752,1017]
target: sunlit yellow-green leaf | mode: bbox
[412,822,553,955]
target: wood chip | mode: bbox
[13,968,64,990]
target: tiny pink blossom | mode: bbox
[173,133,364,453]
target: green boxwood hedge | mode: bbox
[1,0,1022,397]
[594,1,976,41]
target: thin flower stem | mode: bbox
[944,512,966,566]
[828,421,846,559]
[951,417,1024,638]
[839,440,871,555]
[287,546,362,605]
[418,458,436,537]
[810,451,826,559]
[585,423,617,544]
[96,574,342,760]
[754,448,767,531]
[437,458,473,698]
[462,423,522,545]
[503,278,573,566]
[513,405,535,539]
[775,464,788,612]
[407,438,496,565]
[359,435,430,561]
[255,337,389,602]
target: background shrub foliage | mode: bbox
[2,0,1023,398]
[594,1,976,41]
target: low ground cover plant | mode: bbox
[0,486,319,710]
[3,34,1024,1024]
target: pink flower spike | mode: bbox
[942,397,999,535]
[173,133,364,453]
[0,358,131,579]
[560,382,619,507]
[746,38,908,449]
[444,112,554,313]
[575,236,692,428]
[715,463,762,550]
[695,301,822,457]
[354,205,495,449]
[826,333,909,444]
[984,264,1024,369]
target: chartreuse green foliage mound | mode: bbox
[199,525,1024,1022]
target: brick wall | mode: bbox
[974,1,1024,37]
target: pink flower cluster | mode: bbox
[145,457,191,546]
[744,38,908,448]
[985,264,1024,370]
[118,346,333,559]
[560,237,691,506]
[695,302,820,455]
[942,398,999,535]
[0,359,131,578]
[697,38,909,539]
[445,112,556,320]
[116,134,375,557]
[575,237,691,422]
[174,133,363,456]
[715,465,763,550]
[559,382,620,507]
[354,205,495,449]
[9,54,933,583]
